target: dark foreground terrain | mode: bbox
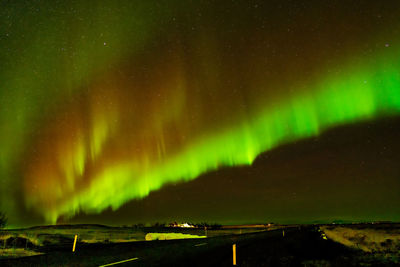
[1,226,398,266]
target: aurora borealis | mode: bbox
[1,0,400,226]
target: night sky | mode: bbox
[1,0,400,227]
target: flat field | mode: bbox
[0,223,399,266]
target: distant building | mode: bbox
[168,222,195,228]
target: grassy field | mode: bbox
[1,223,399,266]
[320,223,400,265]
[0,224,266,258]
[0,226,351,266]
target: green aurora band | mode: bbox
[28,49,400,223]
[1,1,400,225]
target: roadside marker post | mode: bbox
[233,244,236,265]
[72,234,78,252]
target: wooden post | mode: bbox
[233,244,236,265]
[72,234,78,252]
[13,236,16,257]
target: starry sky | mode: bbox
[1,0,400,227]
